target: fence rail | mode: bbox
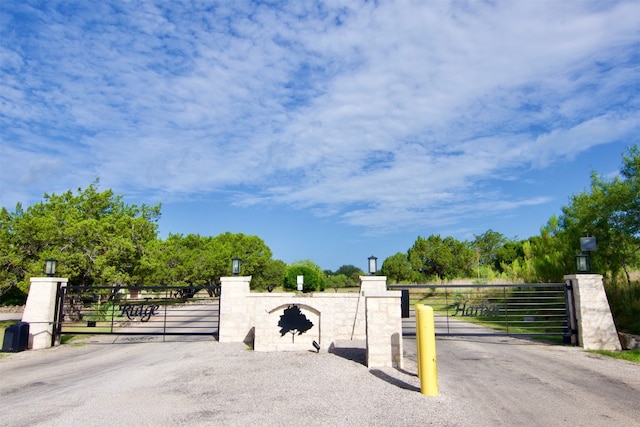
[388,283,572,340]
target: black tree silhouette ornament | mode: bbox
[278,305,314,343]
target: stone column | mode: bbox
[359,275,388,293]
[218,276,252,343]
[351,275,389,340]
[365,290,403,369]
[564,274,621,351]
[21,277,68,350]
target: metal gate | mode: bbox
[54,284,220,339]
[389,283,576,342]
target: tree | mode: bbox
[334,264,364,283]
[408,235,474,282]
[254,259,286,291]
[139,232,276,291]
[326,274,349,292]
[0,180,160,296]
[381,252,413,283]
[471,229,508,267]
[493,240,525,273]
[560,145,640,284]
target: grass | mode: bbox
[60,335,86,345]
[589,349,640,364]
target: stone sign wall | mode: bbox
[218,275,403,369]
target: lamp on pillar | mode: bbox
[232,257,241,276]
[575,253,590,273]
[45,258,57,277]
[577,236,596,274]
[368,255,378,275]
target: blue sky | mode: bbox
[1,1,639,272]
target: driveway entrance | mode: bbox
[55,284,220,340]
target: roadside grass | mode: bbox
[589,349,640,364]
[60,334,86,345]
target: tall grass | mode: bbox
[605,279,640,335]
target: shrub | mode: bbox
[284,265,325,292]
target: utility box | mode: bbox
[2,321,30,352]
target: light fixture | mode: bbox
[577,236,596,273]
[368,255,377,275]
[576,253,590,273]
[313,340,320,353]
[45,258,57,277]
[232,257,241,275]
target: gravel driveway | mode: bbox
[1,334,638,426]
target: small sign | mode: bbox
[297,275,304,291]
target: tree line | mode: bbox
[1,146,638,333]
[0,180,364,301]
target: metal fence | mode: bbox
[388,283,573,341]
[56,285,220,337]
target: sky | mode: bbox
[1,1,639,272]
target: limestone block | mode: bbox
[565,274,621,351]
[22,277,68,350]
[365,292,403,369]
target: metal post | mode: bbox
[564,279,578,345]
[51,281,66,347]
[416,304,438,396]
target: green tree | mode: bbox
[493,240,524,273]
[254,259,286,291]
[561,145,640,284]
[530,216,573,282]
[381,252,413,283]
[408,235,474,282]
[334,264,364,283]
[471,229,508,267]
[325,274,349,292]
[0,181,160,296]
[139,232,276,291]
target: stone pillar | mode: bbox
[564,274,621,351]
[21,277,68,350]
[218,276,252,343]
[352,275,388,340]
[359,275,387,293]
[365,290,403,369]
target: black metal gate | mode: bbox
[389,283,576,343]
[55,284,220,339]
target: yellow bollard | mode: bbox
[416,304,438,396]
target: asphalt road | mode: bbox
[1,330,639,427]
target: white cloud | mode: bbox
[1,0,638,234]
